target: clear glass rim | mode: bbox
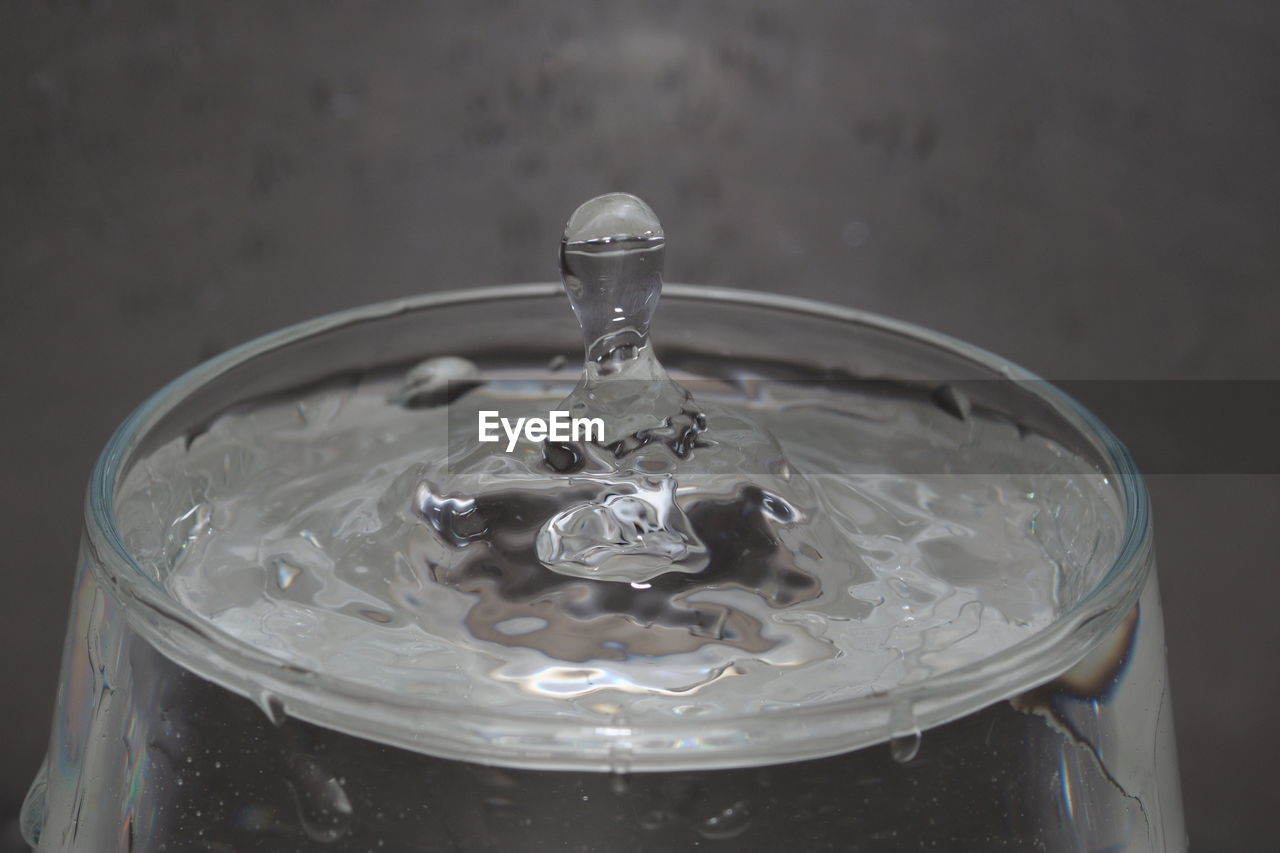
[84,283,1153,771]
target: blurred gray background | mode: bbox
[2,1,1277,849]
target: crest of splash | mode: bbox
[406,194,856,671]
[421,195,822,580]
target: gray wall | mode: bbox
[2,2,1277,849]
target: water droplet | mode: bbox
[287,754,353,843]
[272,557,303,591]
[19,757,47,847]
[890,729,922,763]
[889,702,922,763]
[560,193,665,364]
[639,810,669,830]
[697,801,751,840]
[390,356,484,408]
[931,384,972,421]
[258,692,287,726]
